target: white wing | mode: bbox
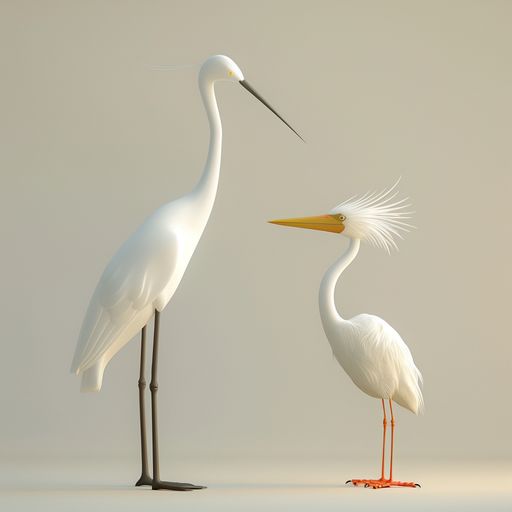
[332,313,424,414]
[71,226,177,374]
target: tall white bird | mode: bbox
[71,54,302,491]
[270,182,423,489]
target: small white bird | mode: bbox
[270,181,423,489]
[71,54,302,491]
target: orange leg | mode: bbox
[389,398,395,481]
[346,399,420,489]
[380,399,387,480]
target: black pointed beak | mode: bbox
[239,80,304,142]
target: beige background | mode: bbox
[1,1,511,507]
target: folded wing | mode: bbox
[71,229,177,374]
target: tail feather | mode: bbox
[394,370,424,415]
[79,360,105,392]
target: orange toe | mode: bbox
[347,478,420,489]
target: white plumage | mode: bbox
[323,311,423,414]
[70,54,234,392]
[71,54,302,491]
[332,179,414,252]
[71,54,302,393]
[71,199,200,391]
[321,181,423,413]
[270,181,423,488]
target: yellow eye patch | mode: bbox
[228,70,234,77]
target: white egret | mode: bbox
[270,182,423,489]
[71,54,302,491]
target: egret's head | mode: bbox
[199,55,245,83]
[199,54,303,141]
[269,181,414,252]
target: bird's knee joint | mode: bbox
[150,382,158,392]
[138,378,146,390]
[383,418,388,427]
[391,419,396,427]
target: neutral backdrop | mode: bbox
[1,0,511,500]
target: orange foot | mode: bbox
[346,478,420,489]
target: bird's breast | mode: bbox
[154,228,204,312]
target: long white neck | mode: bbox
[319,238,361,328]
[192,77,222,212]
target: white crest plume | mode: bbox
[332,179,414,253]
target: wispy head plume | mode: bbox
[332,178,414,253]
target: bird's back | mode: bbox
[328,313,423,414]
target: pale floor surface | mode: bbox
[1,457,511,511]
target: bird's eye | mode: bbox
[339,214,346,221]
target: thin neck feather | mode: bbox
[319,238,360,326]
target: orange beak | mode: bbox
[268,214,345,234]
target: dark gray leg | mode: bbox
[135,326,152,486]
[149,310,206,491]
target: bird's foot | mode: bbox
[135,473,153,486]
[152,479,206,491]
[135,474,205,491]
[346,478,420,489]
